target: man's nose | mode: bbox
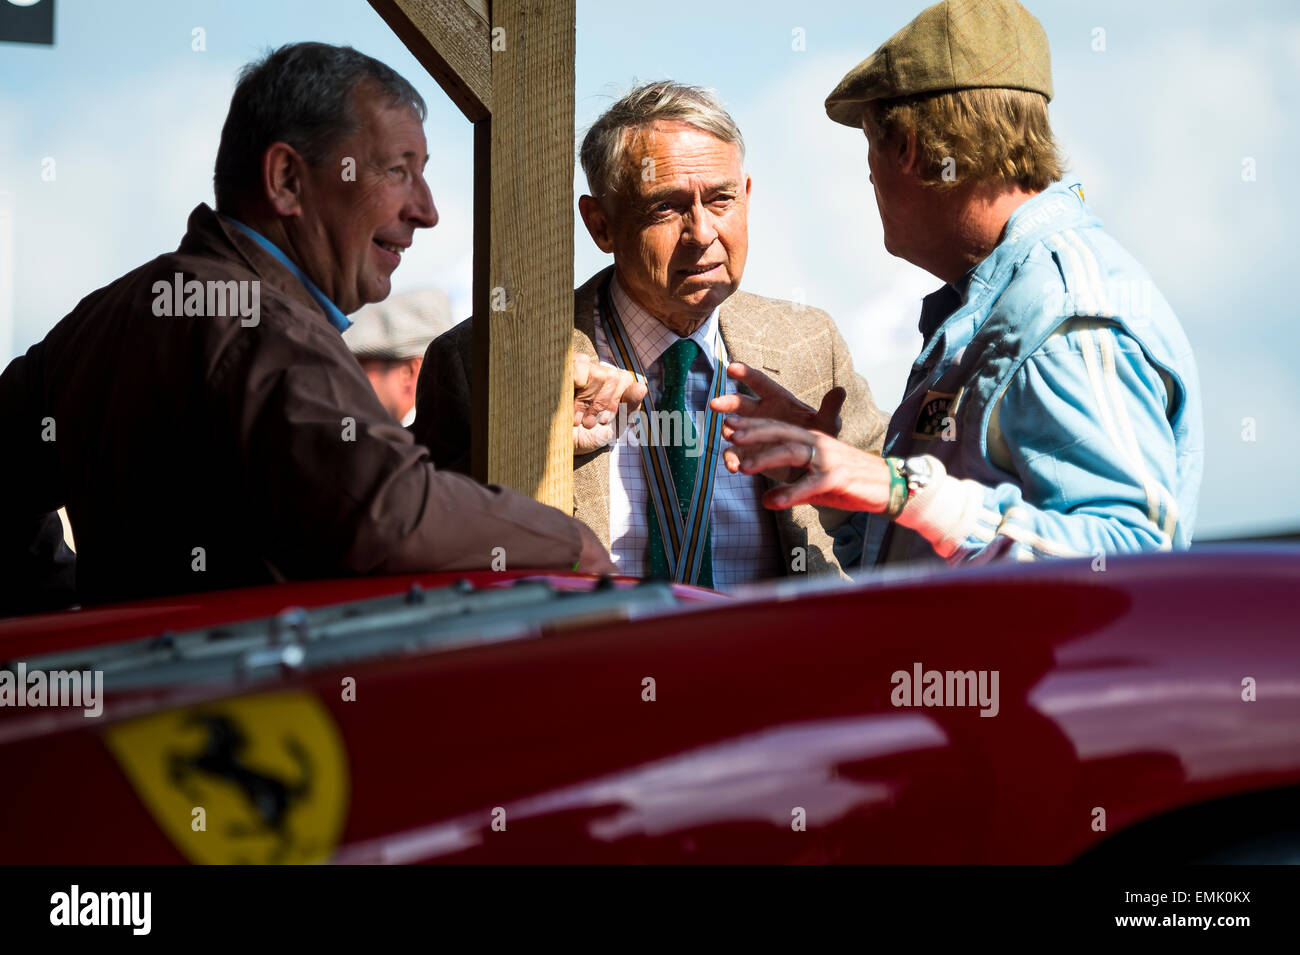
[406,174,439,229]
[681,201,718,247]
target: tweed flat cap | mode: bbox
[825,0,1053,127]
[343,288,454,360]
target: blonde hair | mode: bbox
[863,88,1065,191]
[580,81,744,203]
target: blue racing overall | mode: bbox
[836,180,1203,570]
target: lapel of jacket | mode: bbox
[571,267,614,548]
[716,292,767,374]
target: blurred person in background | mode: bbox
[345,288,453,426]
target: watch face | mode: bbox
[902,457,935,495]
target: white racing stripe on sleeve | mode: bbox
[1063,229,1115,317]
[1078,327,1127,459]
[1160,494,1178,540]
[1087,329,1160,530]
[1047,235,1099,316]
[1056,239,1153,540]
[1098,332,1177,549]
[1000,507,1088,558]
[1068,230,1178,546]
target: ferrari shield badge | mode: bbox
[103,691,349,864]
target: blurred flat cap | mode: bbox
[344,288,454,361]
[825,0,1053,127]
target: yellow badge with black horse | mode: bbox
[104,691,349,864]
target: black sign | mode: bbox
[0,0,55,46]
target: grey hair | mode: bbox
[213,42,427,212]
[579,81,745,204]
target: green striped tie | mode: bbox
[647,338,713,587]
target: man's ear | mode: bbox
[578,194,617,254]
[897,130,922,180]
[262,142,307,217]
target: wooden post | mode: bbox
[368,0,575,510]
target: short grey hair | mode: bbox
[579,81,745,204]
[213,43,427,212]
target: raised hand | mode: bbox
[723,416,892,513]
[709,362,846,438]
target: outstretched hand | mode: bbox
[709,362,846,437]
[722,416,892,513]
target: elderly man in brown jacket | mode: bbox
[0,43,611,611]
[416,82,889,588]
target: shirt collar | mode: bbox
[610,271,720,371]
[219,214,352,333]
[918,282,965,343]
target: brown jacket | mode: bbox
[0,204,583,607]
[415,267,889,578]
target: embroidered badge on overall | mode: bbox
[913,391,956,439]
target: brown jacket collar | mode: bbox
[178,203,335,328]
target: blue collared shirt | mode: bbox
[219,215,351,332]
[591,273,783,588]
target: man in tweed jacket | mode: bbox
[414,82,888,585]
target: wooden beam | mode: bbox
[375,0,576,509]
[470,118,491,485]
[367,0,492,122]
[472,0,575,509]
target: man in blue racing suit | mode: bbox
[710,0,1203,569]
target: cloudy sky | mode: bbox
[1,0,1296,538]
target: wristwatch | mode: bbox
[898,455,938,499]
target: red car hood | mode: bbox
[1,548,1296,863]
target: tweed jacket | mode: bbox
[414,266,889,578]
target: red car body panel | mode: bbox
[1,549,1296,864]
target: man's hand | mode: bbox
[722,416,892,513]
[709,362,846,437]
[709,363,846,483]
[573,352,647,454]
[574,520,619,575]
